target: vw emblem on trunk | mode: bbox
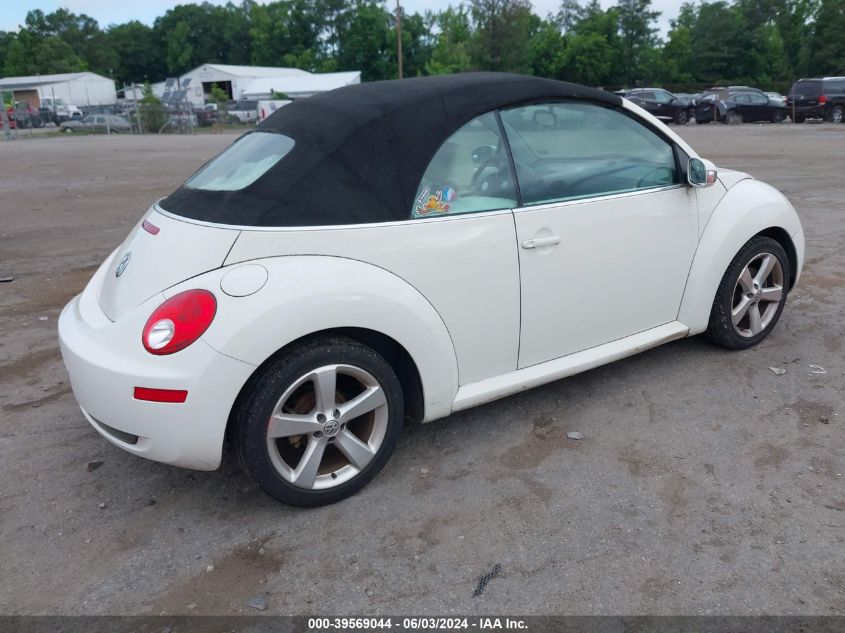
[115,252,132,278]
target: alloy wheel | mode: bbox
[731,252,784,338]
[832,106,844,124]
[265,364,389,490]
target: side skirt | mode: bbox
[451,321,690,413]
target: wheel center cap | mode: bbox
[323,419,340,437]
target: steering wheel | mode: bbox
[470,155,505,192]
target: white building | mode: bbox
[0,71,117,108]
[241,71,361,99]
[174,64,361,106]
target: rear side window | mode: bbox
[824,80,845,93]
[411,112,517,218]
[793,80,822,96]
[185,131,294,191]
[501,102,678,206]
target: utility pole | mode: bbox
[396,0,403,79]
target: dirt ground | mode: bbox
[0,124,843,616]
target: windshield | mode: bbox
[185,131,295,191]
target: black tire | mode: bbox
[725,109,741,125]
[674,109,689,125]
[771,109,786,123]
[793,115,805,123]
[830,105,844,124]
[236,336,404,507]
[705,236,791,350]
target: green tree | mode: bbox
[616,0,660,85]
[107,21,165,84]
[469,0,537,72]
[425,6,473,75]
[336,1,393,81]
[250,0,323,69]
[808,0,845,75]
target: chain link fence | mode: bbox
[1,101,258,140]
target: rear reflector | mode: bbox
[142,219,160,235]
[133,387,188,403]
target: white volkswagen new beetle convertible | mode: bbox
[59,73,804,506]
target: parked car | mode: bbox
[786,77,845,123]
[224,100,259,124]
[622,88,694,124]
[765,91,787,106]
[195,103,220,127]
[695,87,787,124]
[59,73,804,507]
[60,114,131,133]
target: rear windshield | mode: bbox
[793,80,822,96]
[185,131,294,191]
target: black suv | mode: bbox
[786,77,845,123]
[694,86,787,124]
[622,88,694,124]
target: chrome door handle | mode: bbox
[521,236,561,249]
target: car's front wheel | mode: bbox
[236,337,404,506]
[705,236,790,350]
[830,105,844,124]
[674,109,690,125]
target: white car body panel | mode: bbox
[513,185,698,367]
[59,256,254,470]
[169,255,459,422]
[98,210,238,320]
[221,210,521,386]
[454,321,689,411]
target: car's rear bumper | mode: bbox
[58,285,255,471]
[788,105,827,118]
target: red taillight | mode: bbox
[819,95,827,105]
[142,219,160,235]
[134,387,188,403]
[142,289,216,355]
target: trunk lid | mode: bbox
[98,208,239,321]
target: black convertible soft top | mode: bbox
[161,72,622,227]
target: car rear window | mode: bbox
[793,80,822,96]
[185,131,295,191]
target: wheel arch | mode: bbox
[679,179,804,334]
[223,326,425,449]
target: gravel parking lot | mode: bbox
[1,124,843,616]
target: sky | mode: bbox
[3,0,681,36]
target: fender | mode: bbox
[678,179,805,334]
[165,255,459,422]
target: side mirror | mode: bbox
[688,157,718,187]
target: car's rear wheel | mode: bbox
[236,337,404,507]
[705,236,790,350]
[830,105,844,124]
[793,114,805,123]
[725,109,742,125]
